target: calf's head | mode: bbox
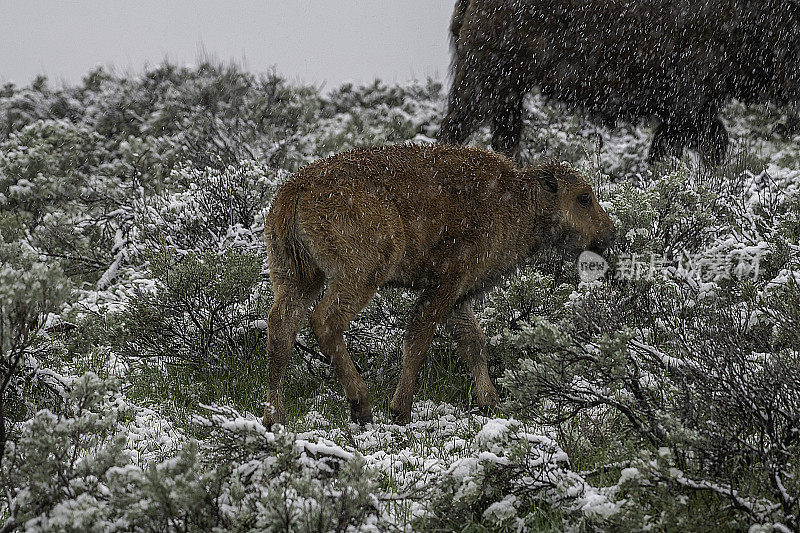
[527,162,616,255]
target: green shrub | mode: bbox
[119,247,265,367]
[2,374,383,532]
[0,241,71,462]
[500,287,800,529]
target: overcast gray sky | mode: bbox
[0,1,454,89]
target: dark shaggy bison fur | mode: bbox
[439,0,800,165]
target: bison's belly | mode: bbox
[383,226,519,300]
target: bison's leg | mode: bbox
[491,93,524,159]
[263,275,323,428]
[691,116,729,166]
[439,100,483,146]
[446,302,500,411]
[648,121,687,164]
[390,287,458,424]
[649,115,729,166]
[438,63,491,146]
[309,280,378,425]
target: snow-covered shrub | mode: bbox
[1,373,131,531]
[131,160,283,255]
[0,76,84,139]
[416,417,616,531]
[479,269,575,363]
[76,63,321,170]
[609,165,720,257]
[118,247,266,367]
[0,119,136,283]
[194,405,384,532]
[500,288,800,529]
[312,79,444,157]
[0,120,111,223]
[2,374,383,532]
[2,61,799,530]
[0,240,71,463]
[493,153,800,529]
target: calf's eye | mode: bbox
[578,193,592,207]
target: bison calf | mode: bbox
[262,143,614,426]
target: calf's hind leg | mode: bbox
[447,302,500,411]
[309,279,381,424]
[297,184,404,424]
[263,275,323,428]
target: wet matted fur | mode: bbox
[262,143,615,426]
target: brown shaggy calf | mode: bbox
[439,0,800,165]
[262,144,614,426]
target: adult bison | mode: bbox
[438,0,800,165]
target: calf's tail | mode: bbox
[265,185,318,285]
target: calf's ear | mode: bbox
[537,168,559,194]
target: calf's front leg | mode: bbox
[447,301,500,411]
[390,288,457,424]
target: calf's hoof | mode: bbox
[475,387,500,411]
[262,391,285,430]
[262,408,279,430]
[349,399,373,425]
[388,406,412,425]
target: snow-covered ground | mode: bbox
[1,64,798,531]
